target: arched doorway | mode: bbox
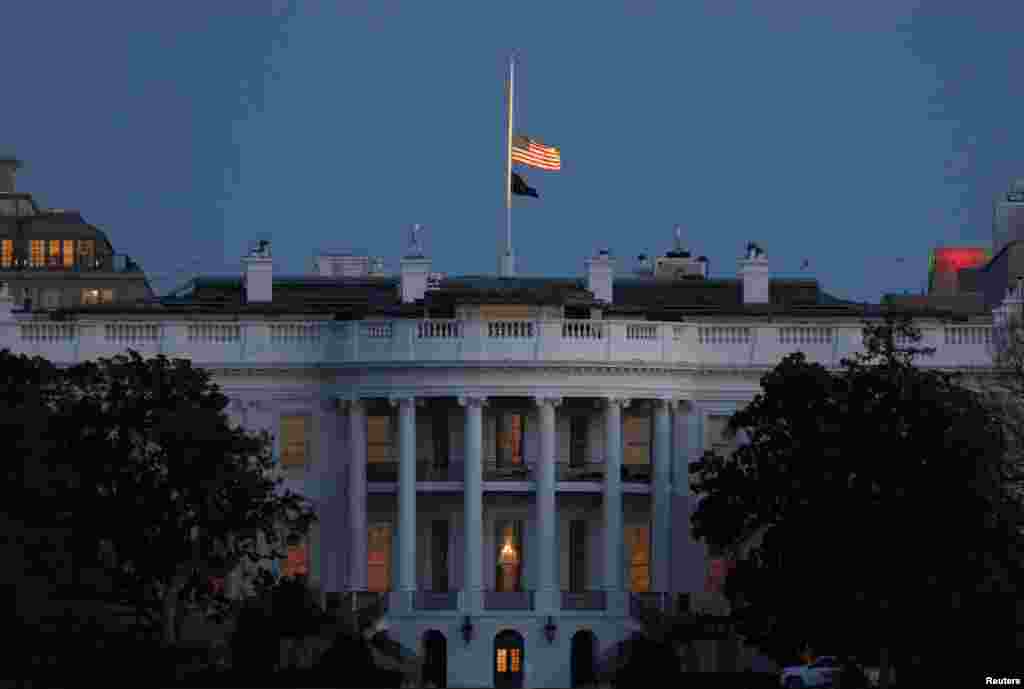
[571,629,597,688]
[493,629,525,689]
[421,630,447,688]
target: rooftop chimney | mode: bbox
[242,239,273,303]
[400,224,431,303]
[586,248,615,303]
[739,242,769,304]
[0,157,21,193]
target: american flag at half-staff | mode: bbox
[511,134,561,171]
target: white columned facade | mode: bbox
[603,397,628,593]
[392,396,419,601]
[347,399,368,591]
[460,395,486,613]
[534,395,560,613]
[652,398,674,594]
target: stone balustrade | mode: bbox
[0,317,997,369]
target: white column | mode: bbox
[652,398,674,594]
[603,397,628,592]
[460,395,486,613]
[391,396,419,597]
[533,396,560,613]
[347,399,368,590]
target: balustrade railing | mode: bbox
[417,320,462,339]
[413,591,458,610]
[0,317,996,369]
[629,591,670,617]
[562,321,605,339]
[561,590,607,611]
[556,461,606,482]
[487,320,533,338]
[483,460,533,481]
[484,590,534,610]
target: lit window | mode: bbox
[281,536,309,578]
[1,240,12,267]
[48,240,60,266]
[30,240,44,267]
[496,649,507,673]
[280,415,309,468]
[496,412,525,466]
[62,240,74,268]
[101,288,114,304]
[626,524,650,593]
[367,415,393,463]
[624,414,651,466]
[81,288,100,305]
[367,524,392,593]
[510,648,521,673]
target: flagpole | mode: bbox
[501,53,515,277]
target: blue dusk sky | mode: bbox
[3,1,1023,302]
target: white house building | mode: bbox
[0,223,1011,688]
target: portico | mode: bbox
[331,390,694,616]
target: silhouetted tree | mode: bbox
[691,316,1021,688]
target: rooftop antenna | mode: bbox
[673,224,684,252]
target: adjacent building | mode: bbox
[0,157,153,311]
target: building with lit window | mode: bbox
[0,221,1003,687]
[0,157,153,311]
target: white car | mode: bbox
[779,655,841,688]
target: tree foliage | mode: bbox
[4,348,317,655]
[690,316,1022,682]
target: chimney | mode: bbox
[242,239,273,303]
[400,224,430,303]
[739,242,769,304]
[0,156,21,193]
[586,248,615,303]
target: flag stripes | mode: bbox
[512,135,561,171]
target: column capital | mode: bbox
[532,395,562,408]
[654,397,682,411]
[599,396,631,409]
[335,397,368,412]
[388,395,425,408]
[457,395,488,408]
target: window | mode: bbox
[81,288,100,305]
[44,290,61,309]
[509,648,521,673]
[367,524,392,592]
[78,239,95,267]
[496,649,507,673]
[1,240,11,267]
[570,416,588,468]
[624,415,651,465]
[367,415,394,464]
[62,240,74,268]
[280,414,310,468]
[432,410,449,468]
[101,288,113,304]
[281,535,308,578]
[570,519,587,592]
[30,240,44,267]
[495,520,523,592]
[47,240,61,267]
[431,520,449,592]
[626,524,650,593]
[495,412,525,466]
